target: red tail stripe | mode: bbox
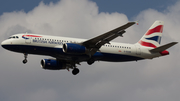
[138,40,157,48]
[145,25,163,35]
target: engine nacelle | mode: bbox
[41,59,66,70]
[63,43,87,54]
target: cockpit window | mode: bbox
[8,36,19,39]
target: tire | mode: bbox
[23,59,27,64]
[72,68,79,75]
[87,59,95,65]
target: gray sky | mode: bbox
[0,0,180,101]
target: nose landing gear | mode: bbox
[23,53,28,64]
[23,59,27,64]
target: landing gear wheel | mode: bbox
[87,59,95,65]
[72,68,79,75]
[23,59,27,64]
[23,53,28,64]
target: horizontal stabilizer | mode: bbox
[150,42,178,52]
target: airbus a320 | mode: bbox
[1,20,178,75]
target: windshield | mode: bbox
[8,36,19,39]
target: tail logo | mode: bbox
[138,40,157,48]
[145,36,161,44]
[138,21,164,48]
[145,25,163,35]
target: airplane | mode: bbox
[1,20,178,75]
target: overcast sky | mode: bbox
[0,0,180,101]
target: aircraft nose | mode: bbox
[1,40,6,48]
[1,40,9,49]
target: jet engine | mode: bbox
[41,59,66,70]
[63,43,87,54]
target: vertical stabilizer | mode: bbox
[137,21,164,48]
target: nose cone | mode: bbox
[1,40,10,49]
[1,40,6,48]
[1,39,21,52]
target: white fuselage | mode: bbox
[1,33,161,62]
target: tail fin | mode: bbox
[137,20,164,48]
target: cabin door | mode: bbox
[135,45,141,55]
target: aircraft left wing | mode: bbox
[82,21,136,55]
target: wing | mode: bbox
[82,22,136,55]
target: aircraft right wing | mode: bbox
[82,21,137,56]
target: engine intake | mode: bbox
[63,43,87,54]
[41,59,66,70]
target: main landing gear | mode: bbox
[68,62,80,75]
[23,53,28,64]
[71,59,94,75]
[87,59,95,65]
[72,68,79,75]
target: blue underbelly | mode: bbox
[2,45,144,62]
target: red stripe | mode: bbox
[145,25,163,35]
[22,35,42,37]
[138,40,157,48]
[160,50,169,56]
